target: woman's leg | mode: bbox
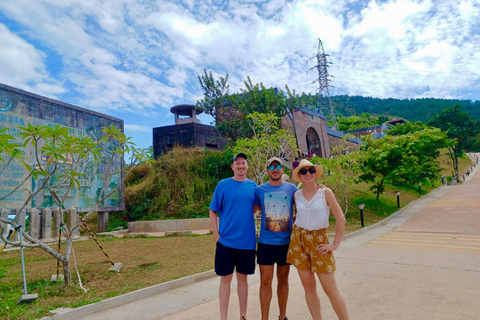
[297,268,322,320]
[317,273,349,320]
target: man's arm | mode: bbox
[209,209,220,242]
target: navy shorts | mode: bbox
[215,242,256,276]
[257,243,290,266]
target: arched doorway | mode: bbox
[306,127,321,157]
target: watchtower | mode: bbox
[152,104,227,158]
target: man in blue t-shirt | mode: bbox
[209,152,257,320]
[255,157,298,320]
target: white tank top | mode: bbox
[294,188,330,230]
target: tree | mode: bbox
[0,124,150,286]
[284,86,317,110]
[315,137,364,215]
[217,77,292,142]
[387,121,427,136]
[359,128,450,200]
[232,112,297,184]
[196,69,229,125]
[428,105,480,177]
[334,113,393,132]
[196,71,315,143]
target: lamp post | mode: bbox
[395,191,400,208]
[418,182,422,195]
[358,203,365,228]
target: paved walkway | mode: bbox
[44,155,480,320]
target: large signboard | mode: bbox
[0,83,124,212]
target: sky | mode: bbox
[0,0,479,150]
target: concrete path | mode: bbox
[44,155,480,320]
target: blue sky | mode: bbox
[0,0,479,150]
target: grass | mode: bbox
[0,153,474,320]
[0,234,215,320]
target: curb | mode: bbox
[342,184,450,241]
[39,269,217,320]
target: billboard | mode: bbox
[0,83,124,212]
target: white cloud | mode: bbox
[0,23,66,96]
[0,23,46,84]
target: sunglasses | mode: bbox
[268,164,282,171]
[299,167,316,175]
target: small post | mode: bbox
[28,208,40,240]
[395,191,400,208]
[418,182,422,195]
[41,208,54,242]
[358,203,365,228]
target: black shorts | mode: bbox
[257,243,290,266]
[215,242,256,276]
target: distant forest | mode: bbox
[327,96,480,122]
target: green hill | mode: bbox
[330,96,480,122]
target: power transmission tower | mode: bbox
[307,38,337,129]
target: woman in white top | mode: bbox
[287,159,349,320]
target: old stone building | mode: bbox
[152,104,227,158]
[281,108,331,159]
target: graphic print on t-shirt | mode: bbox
[264,191,291,232]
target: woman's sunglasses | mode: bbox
[299,167,316,175]
[268,164,282,171]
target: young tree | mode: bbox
[428,105,479,177]
[359,128,450,200]
[0,124,150,286]
[232,112,297,184]
[315,137,364,215]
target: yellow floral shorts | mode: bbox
[287,225,336,273]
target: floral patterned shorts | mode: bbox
[287,225,336,273]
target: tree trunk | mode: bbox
[448,146,460,178]
[62,238,74,285]
[62,259,73,285]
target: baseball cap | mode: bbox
[232,152,247,163]
[266,157,283,167]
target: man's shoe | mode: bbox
[279,317,288,320]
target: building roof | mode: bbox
[298,107,326,120]
[170,104,203,115]
[327,126,361,144]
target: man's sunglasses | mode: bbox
[268,164,282,171]
[299,167,316,175]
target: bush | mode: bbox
[122,147,233,221]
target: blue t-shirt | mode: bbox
[210,177,257,250]
[255,182,298,245]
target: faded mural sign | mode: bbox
[0,83,124,212]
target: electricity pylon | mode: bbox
[307,38,337,129]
